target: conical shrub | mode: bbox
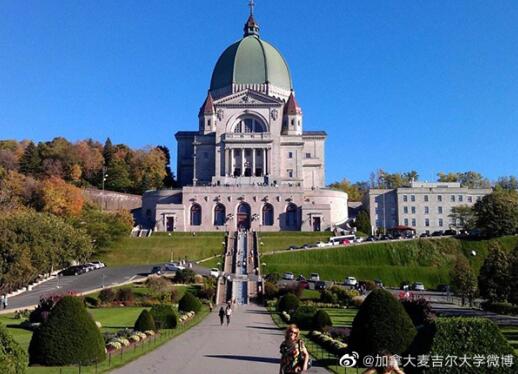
[134,309,156,332]
[313,309,333,331]
[349,289,416,357]
[178,292,202,313]
[28,296,105,366]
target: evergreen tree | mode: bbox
[105,159,132,192]
[19,141,41,175]
[451,256,478,306]
[102,138,113,166]
[157,145,176,187]
[478,243,510,303]
[354,210,371,235]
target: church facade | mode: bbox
[142,11,348,232]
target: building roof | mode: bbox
[284,92,302,115]
[199,92,215,116]
[175,131,198,138]
[210,16,292,91]
[302,131,327,136]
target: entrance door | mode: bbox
[166,217,175,232]
[312,217,321,232]
[236,203,251,230]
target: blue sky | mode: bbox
[1,1,517,184]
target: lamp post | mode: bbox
[101,166,108,211]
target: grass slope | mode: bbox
[262,236,518,288]
[258,232,332,253]
[98,232,225,266]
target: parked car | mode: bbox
[315,241,328,248]
[412,282,425,291]
[282,272,295,280]
[309,273,320,282]
[90,260,105,269]
[151,266,163,275]
[400,281,410,290]
[374,279,384,288]
[366,236,377,242]
[314,281,327,290]
[437,284,450,293]
[296,274,306,281]
[431,230,444,237]
[344,276,358,286]
[302,243,311,249]
[164,262,186,272]
[354,237,365,243]
[419,232,430,238]
[61,265,86,276]
[444,229,457,236]
[289,245,298,251]
[210,268,220,277]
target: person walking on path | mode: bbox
[218,307,225,326]
[225,304,232,326]
[1,294,7,309]
[0,294,4,309]
[279,324,309,374]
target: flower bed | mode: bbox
[178,311,196,324]
[308,330,348,355]
[105,330,157,353]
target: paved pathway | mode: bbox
[113,303,329,374]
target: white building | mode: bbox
[142,9,348,232]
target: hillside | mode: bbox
[261,236,518,288]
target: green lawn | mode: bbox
[258,232,332,253]
[262,236,518,288]
[97,232,226,266]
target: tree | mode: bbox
[328,179,365,201]
[437,171,490,188]
[0,323,27,373]
[478,243,510,303]
[134,310,156,332]
[178,291,202,313]
[39,176,84,216]
[369,169,418,189]
[102,138,114,166]
[19,141,41,175]
[105,159,132,192]
[349,289,416,357]
[474,190,518,237]
[28,296,105,366]
[495,176,518,191]
[149,304,177,329]
[448,205,476,231]
[508,245,518,306]
[451,256,478,306]
[157,145,176,188]
[354,210,371,234]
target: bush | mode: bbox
[99,288,115,304]
[149,304,178,329]
[329,286,358,305]
[115,288,134,303]
[349,289,416,358]
[134,310,156,332]
[178,292,202,313]
[266,272,281,282]
[481,302,518,316]
[426,318,515,374]
[313,309,333,331]
[319,290,338,304]
[29,294,69,323]
[84,296,99,308]
[292,306,317,330]
[174,269,196,284]
[277,293,300,314]
[0,324,27,373]
[145,277,173,303]
[401,298,435,327]
[28,296,106,366]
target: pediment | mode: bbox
[214,89,283,107]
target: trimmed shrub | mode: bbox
[292,306,317,330]
[0,324,27,373]
[178,292,202,313]
[99,288,115,304]
[28,296,105,366]
[329,286,359,306]
[319,290,338,304]
[150,304,178,329]
[84,296,100,308]
[313,309,333,331]
[264,281,279,300]
[174,269,196,284]
[349,289,416,358]
[277,293,300,314]
[426,317,515,374]
[134,310,156,332]
[401,298,435,327]
[115,288,134,303]
[481,302,518,316]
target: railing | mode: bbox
[223,132,272,141]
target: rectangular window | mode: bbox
[437,195,442,202]
[411,218,416,227]
[439,218,444,227]
[245,149,251,156]
[403,206,408,214]
[404,218,409,226]
[451,195,456,202]
[424,206,429,214]
[411,195,416,202]
[403,195,408,202]
[425,218,430,227]
[411,206,416,214]
[424,195,429,202]
[305,153,311,158]
[203,152,208,159]
[458,195,463,202]
[438,206,443,214]
[467,196,473,203]
[287,169,293,178]
[288,152,293,159]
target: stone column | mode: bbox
[241,148,245,176]
[231,148,234,176]
[252,148,256,177]
[262,148,266,176]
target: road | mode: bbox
[112,303,328,374]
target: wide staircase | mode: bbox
[216,231,263,305]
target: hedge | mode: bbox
[150,304,178,329]
[313,309,333,331]
[0,324,27,373]
[277,293,300,314]
[28,296,106,366]
[292,306,317,330]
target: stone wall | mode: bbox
[82,188,142,212]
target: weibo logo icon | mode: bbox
[339,351,359,367]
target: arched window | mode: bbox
[214,204,226,226]
[190,204,202,226]
[232,117,266,133]
[237,202,251,230]
[262,204,274,226]
[237,202,251,215]
[286,203,297,228]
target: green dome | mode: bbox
[210,35,293,91]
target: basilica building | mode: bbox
[142,10,348,232]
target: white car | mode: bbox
[90,261,105,269]
[309,273,320,282]
[282,272,295,280]
[344,276,358,286]
[210,268,220,277]
[412,282,425,291]
[316,241,330,248]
